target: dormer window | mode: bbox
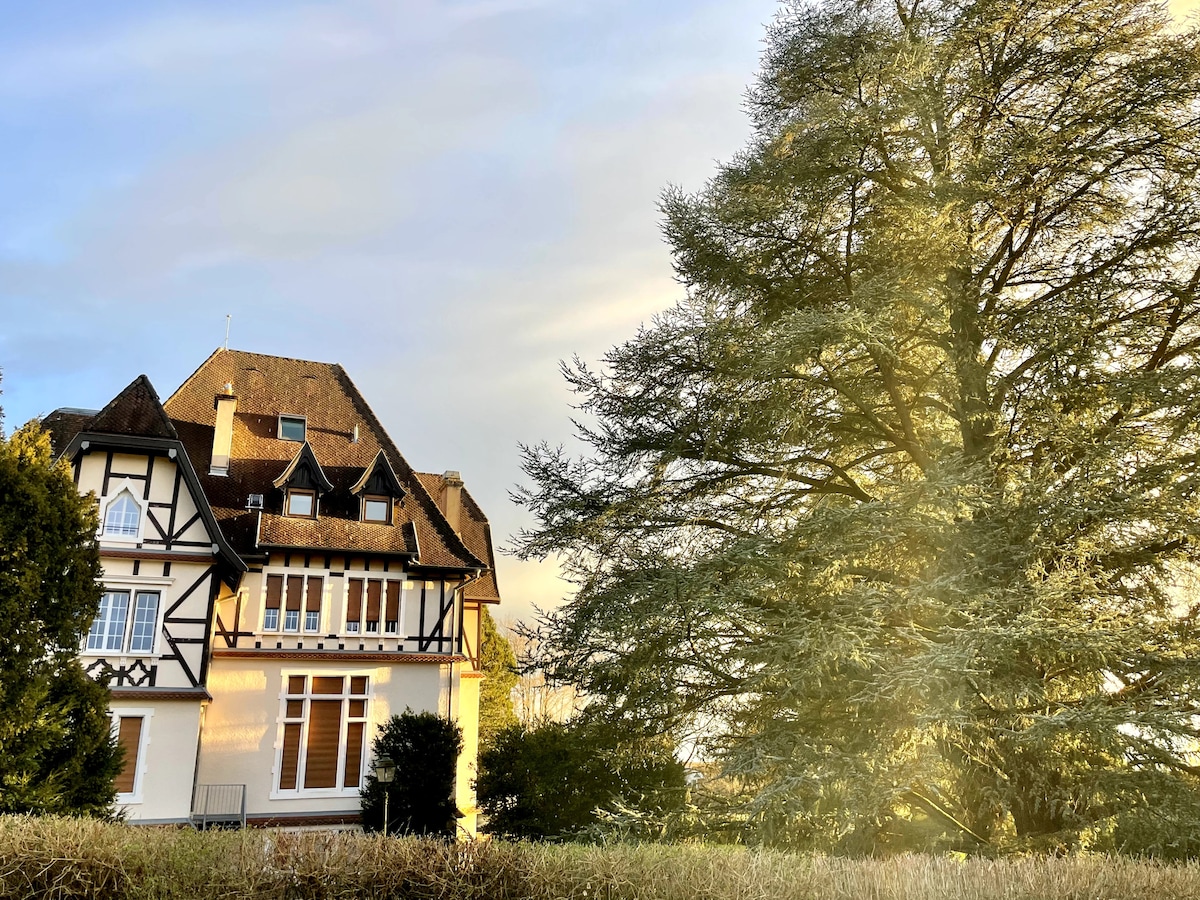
[351,450,406,525]
[279,415,306,442]
[285,489,316,518]
[103,490,141,536]
[362,495,391,524]
[274,441,333,519]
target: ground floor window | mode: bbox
[112,712,150,800]
[277,674,369,792]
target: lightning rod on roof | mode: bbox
[224,314,231,350]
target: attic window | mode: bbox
[362,495,391,524]
[285,489,316,518]
[279,415,306,442]
[103,490,141,537]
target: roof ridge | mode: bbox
[333,366,486,570]
[90,374,179,440]
[166,346,225,408]
[226,348,339,368]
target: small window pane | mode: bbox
[104,492,140,537]
[264,608,279,631]
[128,592,159,653]
[363,498,389,522]
[305,610,319,632]
[286,699,304,718]
[279,416,306,441]
[349,699,366,717]
[350,676,368,695]
[286,492,314,517]
[287,675,306,695]
[87,591,129,651]
[284,609,300,632]
[346,621,360,633]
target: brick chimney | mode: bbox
[442,470,463,534]
[210,384,237,476]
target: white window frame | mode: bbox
[270,670,372,800]
[111,708,153,805]
[260,570,326,635]
[83,583,166,656]
[341,577,408,637]
[278,415,306,442]
[97,479,148,545]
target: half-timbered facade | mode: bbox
[42,349,501,830]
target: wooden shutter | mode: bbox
[280,723,302,790]
[285,576,303,612]
[347,579,363,625]
[366,581,381,626]
[385,582,400,623]
[306,577,323,612]
[266,575,283,611]
[343,722,364,788]
[303,700,342,789]
[115,717,143,794]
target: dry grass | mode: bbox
[1,816,1198,900]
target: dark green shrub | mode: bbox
[360,709,462,838]
[477,719,686,841]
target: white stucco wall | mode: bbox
[197,657,448,820]
[110,701,203,824]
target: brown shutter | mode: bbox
[303,700,342,789]
[115,717,142,794]
[366,580,381,625]
[347,579,363,624]
[266,575,283,611]
[280,723,302,790]
[385,581,400,623]
[285,576,303,611]
[312,676,343,695]
[306,577,323,612]
[343,721,364,788]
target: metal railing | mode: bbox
[192,783,247,829]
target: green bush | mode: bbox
[359,709,462,838]
[476,719,686,841]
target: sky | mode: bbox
[2,0,1197,623]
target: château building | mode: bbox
[40,348,501,830]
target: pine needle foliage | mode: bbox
[515,0,1200,853]
[479,608,519,748]
[0,422,118,816]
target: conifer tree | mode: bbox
[0,422,120,815]
[516,0,1200,852]
[478,609,519,748]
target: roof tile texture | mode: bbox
[163,349,487,572]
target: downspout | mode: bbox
[445,569,483,718]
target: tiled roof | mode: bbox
[40,409,97,456]
[89,375,179,440]
[163,349,488,573]
[415,473,501,601]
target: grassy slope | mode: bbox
[1,817,1198,899]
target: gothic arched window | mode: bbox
[104,490,141,537]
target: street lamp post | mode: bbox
[372,754,396,837]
